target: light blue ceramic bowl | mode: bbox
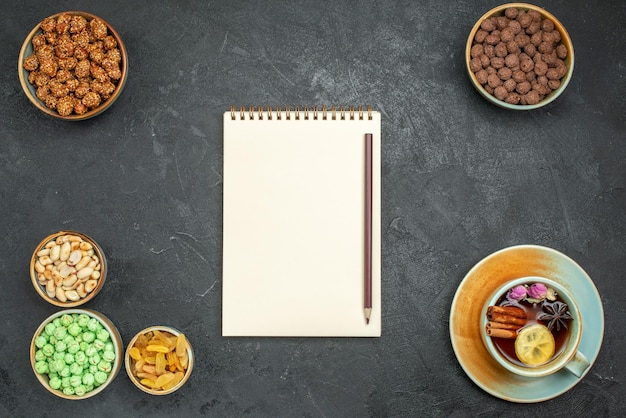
[466,3,574,110]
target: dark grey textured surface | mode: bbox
[1,0,625,416]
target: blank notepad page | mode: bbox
[222,107,381,337]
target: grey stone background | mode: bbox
[1,0,624,416]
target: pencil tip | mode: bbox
[366,318,370,324]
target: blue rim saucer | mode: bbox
[449,245,604,403]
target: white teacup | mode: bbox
[481,277,589,378]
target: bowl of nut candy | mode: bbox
[30,231,106,307]
[18,11,128,120]
[466,3,574,109]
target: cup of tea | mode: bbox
[481,277,589,378]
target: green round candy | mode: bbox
[97,360,111,373]
[67,341,80,354]
[85,346,97,357]
[87,319,99,332]
[59,365,71,378]
[104,342,114,352]
[35,336,47,349]
[89,365,98,374]
[82,331,95,343]
[102,350,115,363]
[74,351,87,365]
[63,334,75,345]
[82,373,95,386]
[70,375,82,387]
[52,352,65,361]
[35,349,47,362]
[96,329,110,342]
[34,360,48,374]
[42,344,54,357]
[49,335,57,345]
[89,353,101,366]
[84,384,94,392]
[74,385,87,397]
[64,353,75,364]
[61,376,71,388]
[69,363,83,376]
[62,386,74,396]
[52,318,62,328]
[55,341,67,353]
[68,323,82,337]
[53,359,65,373]
[77,314,90,327]
[79,342,89,352]
[92,339,105,351]
[53,327,67,340]
[49,376,62,390]
[60,314,73,327]
[94,371,107,385]
[44,323,56,335]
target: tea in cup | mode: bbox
[481,277,589,378]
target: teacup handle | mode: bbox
[564,350,590,378]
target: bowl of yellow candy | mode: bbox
[125,326,193,395]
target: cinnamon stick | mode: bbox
[487,305,526,319]
[486,321,520,330]
[486,327,517,339]
[487,311,527,326]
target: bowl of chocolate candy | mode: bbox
[466,3,574,109]
[18,11,128,120]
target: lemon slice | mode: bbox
[514,324,555,366]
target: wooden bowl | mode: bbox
[125,326,194,395]
[18,11,128,120]
[466,3,574,110]
[30,231,107,307]
[30,309,123,399]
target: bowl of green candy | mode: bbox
[30,309,122,399]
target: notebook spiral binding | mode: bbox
[230,105,373,121]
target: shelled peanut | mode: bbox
[127,329,189,392]
[33,234,102,302]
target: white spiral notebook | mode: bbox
[222,106,381,337]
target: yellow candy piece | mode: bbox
[155,372,175,388]
[161,371,185,391]
[147,344,170,353]
[156,353,167,375]
[166,351,176,366]
[140,378,157,388]
[176,334,187,357]
[128,347,141,361]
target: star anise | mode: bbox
[538,301,573,332]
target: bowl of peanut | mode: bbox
[466,3,574,109]
[125,326,194,395]
[18,11,128,120]
[30,231,106,307]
